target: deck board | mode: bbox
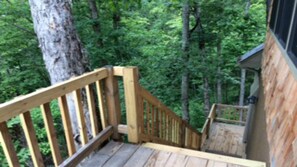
[202,122,246,158]
[124,146,154,167]
[81,140,264,167]
[144,150,171,167]
[102,143,138,167]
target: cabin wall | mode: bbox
[262,31,297,167]
[246,78,270,165]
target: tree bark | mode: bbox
[203,76,210,114]
[244,0,251,19]
[181,1,190,122]
[239,69,246,121]
[87,0,102,46]
[28,0,91,144]
[217,39,222,104]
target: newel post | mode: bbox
[105,66,121,140]
[123,67,140,143]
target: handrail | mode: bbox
[138,86,201,150]
[0,67,115,167]
[0,66,206,166]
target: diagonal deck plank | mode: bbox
[80,141,124,167]
[185,157,208,167]
[164,153,187,167]
[144,150,171,167]
[124,146,154,167]
[102,143,139,167]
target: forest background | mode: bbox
[0,0,266,165]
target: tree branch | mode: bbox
[12,24,36,36]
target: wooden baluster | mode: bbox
[139,97,145,136]
[95,80,107,129]
[166,114,169,141]
[105,66,121,140]
[188,129,192,149]
[0,122,20,167]
[146,102,150,135]
[151,105,155,136]
[20,112,44,167]
[155,108,159,138]
[73,89,88,145]
[58,95,76,156]
[158,109,162,139]
[40,103,62,166]
[85,84,98,137]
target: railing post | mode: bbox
[105,66,121,140]
[123,67,140,143]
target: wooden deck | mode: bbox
[201,122,246,158]
[80,141,265,167]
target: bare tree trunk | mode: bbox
[216,39,222,116]
[217,39,222,104]
[87,0,102,46]
[203,77,210,114]
[244,0,251,18]
[239,69,246,121]
[29,0,91,144]
[181,1,190,122]
[88,0,100,34]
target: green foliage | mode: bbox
[0,0,49,103]
[0,100,67,166]
[0,0,266,164]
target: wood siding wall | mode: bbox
[262,31,297,167]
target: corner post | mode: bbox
[123,67,140,143]
[105,66,121,140]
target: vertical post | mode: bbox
[105,66,121,140]
[180,120,185,147]
[0,122,20,167]
[123,67,140,143]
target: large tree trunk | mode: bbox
[181,1,190,122]
[29,0,91,144]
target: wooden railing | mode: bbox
[200,103,249,147]
[138,87,201,150]
[0,66,202,167]
[0,67,117,167]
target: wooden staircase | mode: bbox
[0,66,202,167]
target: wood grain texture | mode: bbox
[73,89,88,145]
[0,68,108,123]
[60,126,113,167]
[123,67,140,143]
[105,66,121,140]
[95,80,108,129]
[85,84,99,137]
[40,103,62,166]
[262,31,297,166]
[20,112,44,167]
[0,122,20,167]
[143,142,265,167]
[58,95,76,156]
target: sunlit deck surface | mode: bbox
[81,140,262,167]
[201,122,246,158]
